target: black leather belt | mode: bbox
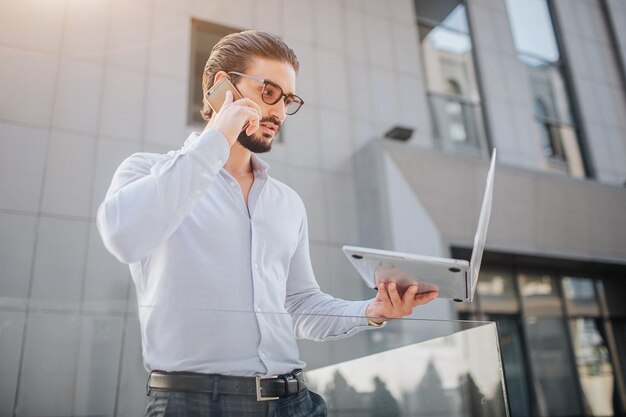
[147,369,306,401]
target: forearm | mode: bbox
[287,291,374,341]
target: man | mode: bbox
[97,30,438,417]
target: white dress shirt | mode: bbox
[96,128,373,376]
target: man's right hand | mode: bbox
[208,90,262,147]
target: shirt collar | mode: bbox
[187,131,271,177]
[250,152,270,177]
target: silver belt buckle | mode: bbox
[255,375,279,401]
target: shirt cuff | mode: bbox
[184,128,230,172]
[345,299,375,328]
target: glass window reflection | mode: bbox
[524,316,584,416]
[504,0,560,63]
[477,269,519,314]
[504,0,584,174]
[416,1,487,154]
[491,315,532,417]
[519,273,564,316]
[563,277,600,316]
[569,318,616,416]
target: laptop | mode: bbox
[343,149,496,302]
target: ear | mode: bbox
[212,71,229,86]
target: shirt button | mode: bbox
[253,262,258,269]
[260,352,266,359]
[194,189,202,196]
[230,181,237,187]
[217,159,223,166]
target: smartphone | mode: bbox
[206,77,243,114]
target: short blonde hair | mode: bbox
[200,30,300,121]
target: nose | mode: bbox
[269,98,287,123]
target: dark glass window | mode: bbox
[523,315,583,416]
[612,320,626,412]
[491,315,532,417]
[456,255,626,416]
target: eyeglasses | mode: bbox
[228,71,304,115]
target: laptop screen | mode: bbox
[469,149,496,295]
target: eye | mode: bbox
[263,84,280,99]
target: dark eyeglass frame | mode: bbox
[228,71,304,115]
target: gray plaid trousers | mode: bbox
[145,388,327,417]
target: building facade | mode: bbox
[0,0,625,416]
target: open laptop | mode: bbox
[343,149,496,302]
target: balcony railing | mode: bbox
[1,302,509,417]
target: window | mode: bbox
[519,273,584,416]
[415,1,487,155]
[455,253,626,417]
[569,318,616,416]
[492,315,532,417]
[504,0,586,178]
[189,20,240,126]
[563,277,618,416]
[472,269,530,417]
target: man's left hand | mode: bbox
[365,282,439,324]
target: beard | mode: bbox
[236,116,281,154]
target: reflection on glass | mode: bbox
[504,0,559,63]
[521,275,552,297]
[416,1,486,154]
[569,318,615,416]
[520,273,555,296]
[563,277,596,301]
[478,270,519,314]
[504,0,583,173]
[446,101,468,141]
[424,26,472,55]
[427,92,485,152]
[524,316,583,416]
[415,1,469,33]
[490,316,531,417]
[420,24,477,99]
[528,60,574,124]
[563,277,600,316]
[304,322,508,416]
[520,273,564,315]
[535,98,565,159]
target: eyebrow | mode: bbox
[265,77,295,97]
[230,71,296,97]
[265,79,294,96]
